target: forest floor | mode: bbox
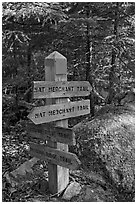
[2,105,135,202]
[2,119,130,202]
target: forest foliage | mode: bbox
[2,2,135,125]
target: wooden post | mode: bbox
[45,51,69,194]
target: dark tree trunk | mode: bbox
[85,4,95,116]
[73,49,78,80]
[13,34,19,111]
[85,5,91,81]
[25,43,32,103]
[27,44,31,73]
[107,3,119,104]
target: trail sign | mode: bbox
[28,99,90,124]
[30,142,81,170]
[33,81,92,99]
[27,51,91,194]
[27,123,76,145]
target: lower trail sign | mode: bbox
[30,142,81,170]
[27,51,91,194]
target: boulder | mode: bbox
[84,186,105,202]
[73,101,135,201]
[62,182,81,200]
[4,157,44,191]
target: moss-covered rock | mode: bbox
[73,102,135,201]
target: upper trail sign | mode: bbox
[33,81,92,98]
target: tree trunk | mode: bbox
[107,3,119,104]
[13,34,19,111]
[73,49,78,80]
[26,43,32,103]
[85,4,95,115]
[85,9,91,81]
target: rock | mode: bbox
[4,157,44,190]
[29,199,41,202]
[62,182,81,200]
[11,157,39,178]
[83,186,106,202]
[49,198,58,202]
[84,187,97,202]
[73,102,135,201]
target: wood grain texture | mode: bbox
[28,100,90,124]
[45,51,69,194]
[27,123,76,145]
[33,81,92,98]
[30,142,81,170]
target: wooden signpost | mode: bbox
[27,51,91,194]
